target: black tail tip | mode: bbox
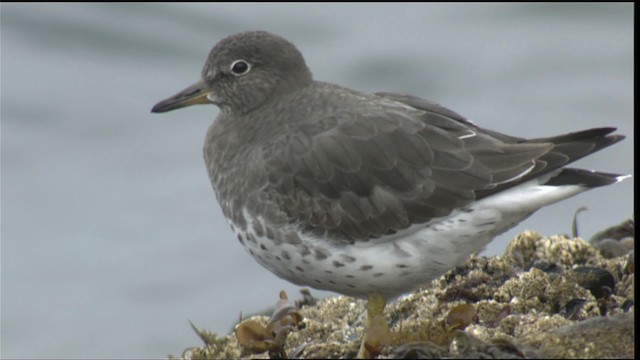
[547,168,630,188]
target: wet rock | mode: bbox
[590,218,635,259]
[524,313,634,359]
[173,228,635,359]
[570,266,616,300]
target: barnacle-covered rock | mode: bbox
[174,219,634,359]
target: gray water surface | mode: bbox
[1,3,633,358]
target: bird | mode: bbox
[151,30,627,357]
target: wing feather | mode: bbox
[246,91,620,243]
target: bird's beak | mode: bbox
[151,80,211,113]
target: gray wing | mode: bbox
[376,93,625,198]
[250,93,553,242]
[253,94,553,244]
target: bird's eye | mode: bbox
[230,60,251,76]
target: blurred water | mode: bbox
[1,3,633,358]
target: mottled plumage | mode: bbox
[152,31,626,298]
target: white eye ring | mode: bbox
[230,59,251,76]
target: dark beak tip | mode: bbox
[150,102,169,114]
[151,81,209,114]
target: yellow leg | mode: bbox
[356,293,391,359]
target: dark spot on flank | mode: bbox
[260,244,267,251]
[252,221,265,237]
[373,272,384,277]
[325,270,333,274]
[329,280,337,284]
[229,208,247,229]
[393,243,412,258]
[341,254,356,263]
[265,227,275,240]
[237,234,244,245]
[332,261,345,268]
[477,221,496,226]
[246,233,257,244]
[346,275,354,278]
[249,249,254,256]
[295,266,304,272]
[360,265,373,271]
[396,264,408,269]
[314,248,329,260]
[281,251,290,260]
[284,232,301,244]
[275,256,281,261]
[302,259,310,264]
[347,284,356,288]
[299,245,311,257]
